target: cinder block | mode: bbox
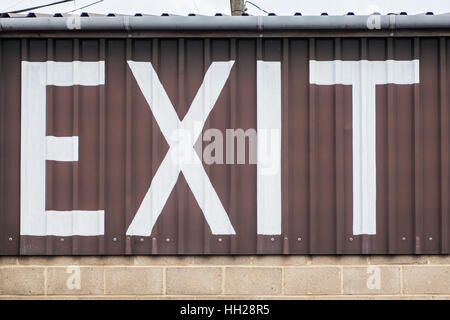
[193,256,308,266]
[403,266,450,294]
[313,295,372,300]
[343,266,400,294]
[0,257,16,265]
[135,256,194,266]
[105,267,163,295]
[167,267,222,295]
[18,256,134,266]
[0,267,45,295]
[370,255,427,265]
[373,295,431,300]
[18,257,79,265]
[284,267,341,295]
[78,296,138,300]
[137,295,280,300]
[46,267,104,295]
[310,256,368,265]
[78,257,134,265]
[193,256,252,265]
[225,267,282,295]
[427,256,450,265]
[0,296,78,300]
[137,296,203,300]
[250,256,309,266]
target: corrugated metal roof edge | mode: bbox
[0,15,450,32]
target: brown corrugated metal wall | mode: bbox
[0,37,449,254]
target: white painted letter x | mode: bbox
[126,60,236,236]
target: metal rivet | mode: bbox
[165,238,170,243]
[60,238,64,242]
[152,237,157,241]
[402,236,406,241]
[429,237,433,241]
[270,237,275,242]
[140,238,144,242]
[218,238,223,242]
[349,237,354,241]
[8,237,13,241]
[297,237,302,241]
[113,237,117,242]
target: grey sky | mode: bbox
[1,0,450,15]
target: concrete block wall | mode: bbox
[1,256,450,299]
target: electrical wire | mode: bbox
[192,0,200,14]
[2,0,28,12]
[245,0,269,14]
[5,0,74,14]
[64,0,103,14]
